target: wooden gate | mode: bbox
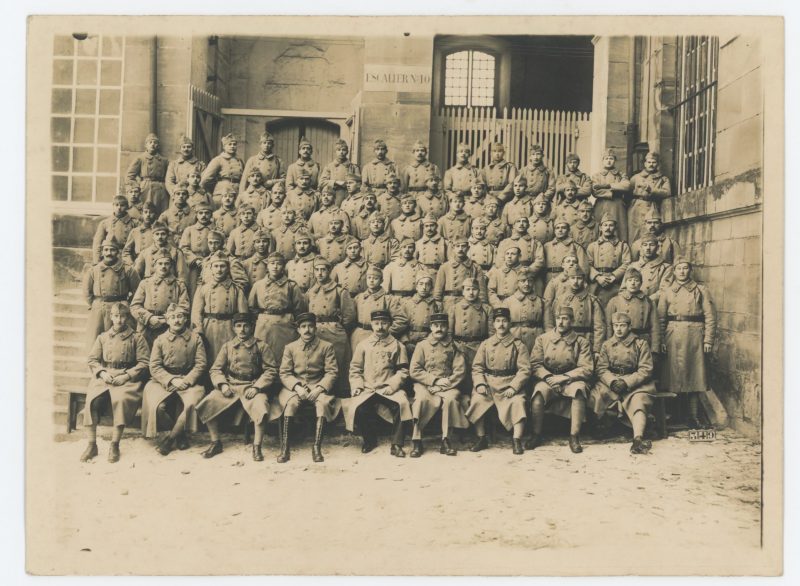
[187,85,222,164]
[430,107,592,175]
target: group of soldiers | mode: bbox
[79,130,717,464]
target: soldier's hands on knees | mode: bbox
[220,384,234,398]
[475,384,488,396]
[99,371,114,384]
[703,343,712,354]
[111,373,130,386]
[172,377,189,391]
[502,388,516,398]
[244,387,257,400]
[352,387,364,397]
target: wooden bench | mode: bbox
[651,391,678,438]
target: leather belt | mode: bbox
[594,267,616,273]
[205,312,233,319]
[667,315,704,322]
[148,309,165,316]
[164,365,192,376]
[421,262,440,270]
[573,326,591,333]
[485,368,516,376]
[479,264,492,271]
[454,334,484,343]
[391,290,414,297]
[547,267,563,273]
[101,295,127,302]
[103,361,134,369]
[608,365,635,375]
[255,308,289,316]
[227,373,256,383]
[512,320,543,328]
[545,365,570,375]
[357,323,373,330]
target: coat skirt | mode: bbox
[316,322,351,394]
[588,381,656,423]
[341,389,413,432]
[411,384,469,431]
[196,382,270,425]
[255,313,299,363]
[465,371,527,430]
[268,386,341,422]
[140,381,206,438]
[200,317,236,368]
[532,380,589,420]
[664,321,708,393]
[83,371,144,427]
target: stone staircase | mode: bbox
[53,287,90,430]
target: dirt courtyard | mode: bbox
[28,428,762,575]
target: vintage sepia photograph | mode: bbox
[24,14,784,576]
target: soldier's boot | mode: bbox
[202,440,223,459]
[252,443,264,462]
[569,434,583,454]
[390,411,406,458]
[277,416,292,463]
[524,433,541,451]
[512,438,524,455]
[175,432,190,451]
[410,440,423,458]
[312,417,325,463]
[630,436,649,455]
[440,438,457,456]
[470,435,489,452]
[108,442,121,463]
[390,444,406,458]
[79,442,98,462]
[156,435,175,456]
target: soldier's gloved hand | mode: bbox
[244,386,258,400]
[609,379,624,394]
[220,384,234,398]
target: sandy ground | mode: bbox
[28,427,762,575]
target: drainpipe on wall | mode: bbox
[626,37,638,176]
[151,36,158,134]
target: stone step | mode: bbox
[55,371,90,388]
[55,356,88,373]
[54,312,88,328]
[54,339,86,358]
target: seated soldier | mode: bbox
[361,211,399,269]
[415,212,448,272]
[142,303,207,455]
[273,312,341,463]
[409,312,469,457]
[383,239,422,298]
[466,307,531,455]
[343,310,412,457]
[225,204,261,260]
[504,266,546,353]
[316,216,356,266]
[196,312,278,462]
[401,271,442,358]
[81,303,149,463]
[332,239,368,298]
[530,305,593,453]
[286,228,317,292]
[390,193,423,243]
[591,311,657,454]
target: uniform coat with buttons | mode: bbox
[123,224,154,268]
[272,336,341,422]
[350,208,379,241]
[657,279,716,394]
[591,168,631,242]
[402,160,440,193]
[361,159,397,194]
[238,186,270,216]
[383,258,423,297]
[332,257,368,298]
[340,193,366,222]
[416,191,449,220]
[191,278,248,368]
[212,207,239,238]
[434,258,488,311]
[437,211,473,248]
[446,298,493,374]
[443,163,480,196]
[400,294,442,355]
[317,233,358,265]
[410,334,469,431]
[390,212,423,243]
[350,288,409,354]
[307,279,356,393]
[519,163,556,201]
[126,153,170,214]
[549,287,606,352]
[92,214,138,264]
[240,153,284,194]
[285,159,321,192]
[272,222,306,261]
[630,257,674,302]
[286,188,320,222]
[415,234,448,270]
[555,171,593,204]
[571,219,598,249]
[166,157,206,195]
[248,275,308,361]
[628,170,672,241]
[605,290,661,350]
[528,214,555,245]
[483,217,508,247]
[586,236,633,306]
[84,325,149,427]
[187,186,211,210]
[543,238,590,283]
[309,206,352,238]
[466,333,531,430]
[501,195,534,229]
[196,335,278,426]
[83,259,141,350]
[256,204,285,234]
[226,223,264,260]
[130,275,190,348]
[200,153,245,207]
[158,205,196,245]
[198,253,249,291]
[142,328,207,437]
[487,264,523,307]
[531,328,594,419]
[463,196,487,220]
[286,253,318,292]
[590,333,656,421]
[362,232,400,269]
[551,199,581,230]
[319,159,360,207]
[467,237,496,272]
[502,291,546,352]
[482,160,517,201]
[133,243,188,283]
[377,192,403,221]
[496,234,545,275]
[179,222,213,299]
[242,252,269,290]
[631,234,682,265]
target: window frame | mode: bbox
[440,48,500,109]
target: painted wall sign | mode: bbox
[364,64,432,92]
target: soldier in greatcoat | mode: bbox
[332,240,368,298]
[629,234,674,302]
[316,217,357,266]
[344,310,412,456]
[466,307,531,455]
[142,303,207,454]
[464,176,488,220]
[480,196,507,246]
[390,193,423,243]
[543,253,580,321]
[529,305,593,453]
[133,221,188,283]
[519,144,556,202]
[286,228,318,292]
[434,237,488,311]
[657,256,716,429]
[123,202,157,267]
[340,172,366,221]
[272,207,307,261]
[191,250,249,366]
[125,182,144,222]
[555,153,593,205]
[237,168,270,215]
[591,311,658,454]
[543,220,589,287]
[528,193,555,246]
[248,251,308,361]
[604,267,660,350]
[158,181,196,244]
[497,216,546,277]
[383,239,422,298]
[126,133,170,215]
[482,142,517,203]
[591,148,631,242]
[409,313,469,457]
[273,312,341,463]
[241,229,273,292]
[256,181,288,234]
[196,312,278,462]
[551,180,582,229]
[415,213,448,272]
[571,200,599,249]
[361,211,400,269]
[179,202,214,299]
[166,134,206,195]
[285,137,321,192]
[549,266,606,355]
[503,266,546,353]
[361,139,397,195]
[586,213,632,307]
[417,171,449,220]
[92,195,139,264]
[197,230,249,291]
[319,138,360,207]
[377,172,404,221]
[200,133,245,209]
[444,143,480,198]
[400,271,442,358]
[501,175,534,229]
[438,192,473,251]
[212,187,239,237]
[349,191,381,241]
[487,246,524,307]
[630,208,682,264]
[130,248,190,348]
[447,277,493,377]
[307,257,356,397]
[225,205,261,260]
[467,217,496,272]
[240,131,285,195]
[81,303,149,463]
[401,140,441,195]
[309,185,351,238]
[83,235,140,351]
[286,168,320,223]
[186,168,211,210]
[350,264,408,354]
[628,151,672,241]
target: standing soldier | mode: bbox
[125,182,144,222]
[256,182,288,234]
[480,196,507,246]
[83,235,140,351]
[240,131,284,195]
[437,192,472,251]
[503,267,546,352]
[555,153,593,205]
[409,313,469,457]
[248,251,308,361]
[519,144,556,202]
[142,303,207,455]
[482,142,517,203]
[272,207,306,261]
[241,229,273,292]
[401,140,440,195]
[133,221,188,283]
[237,168,270,215]
[390,193,423,243]
[344,310,412,456]
[383,239,422,298]
[286,168,320,223]
[551,180,582,229]
[316,217,357,266]
[332,240,368,298]
[286,228,318,292]
[629,234,675,302]
[529,305,593,453]
[158,183,196,245]
[543,220,589,287]
[434,237,487,311]
[447,277,493,382]
[211,187,240,238]
[464,176,489,220]
[307,258,356,396]
[572,200,599,249]
[309,185,351,238]
[497,216,545,276]
[92,195,138,265]
[273,312,341,463]
[80,303,149,463]
[550,266,606,355]
[191,250,249,366]
[166,135,206,195]
[340,172,366,221]
[362,212,400,269]
[543,253,580,323]
[628,151,672,241]
[349,191,381,241]
[528,193,554,245]
[443,143,480,198]
[591,312,658,454]
[501,175,534,230]
[198,230,249,291]
[197,312,277,462]
[377,172,404,221]
[415,213,448,272]
[186,168,211,211]
[351,264,409,353]
[401,271,442,358]
[179,202,214,299]
[130,249,190,348]
[487,246,524,307]
[466,307,531,455]
[126,133,170,215]
[586,213,632,307]
[605,267,661,350]
[123,202,157,267]
[285,137,320,192]
[631,208,682,264]
[361,139,397,195]
[657,256,716,429]
[319,138,359,207]
[200,133,245,209]
[467,217,497,272]
[591,148,631,242]
[417,171,449,220]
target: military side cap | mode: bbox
[345,172,361,182]
[399,238,416,247]
[566,152,580,163]
[259,131,274,141]
[565,266,585,278]
[320,184,334,194]
[518,266,537,281]
[195,202,212,212]
[673,255,691,268]
[422,212,438,225]
[600,212,617,224]
[125,181,142,191]
[645,151,660,161]
[472,217,489,228]
[412,140,427,150]
[532,193,549,205]
[639,234,659,244]
[151,222,169,234]
[113,194,129,205]
[492,307,511,320]
[563,179,578,189]
[554,218,571,227]
[208,250,230,265]
[293,229,313,243]
[271,181,287,191]
[461,276,480,288]
[602,148,617,159]
[484,195,500,207]
[174,180,190,192]
[313,257,332,269]
[334,138,349,148]
[178,134,193,146]
[370,310,392,322]
[145,133,159,143]
[514,216,530,225]
[561,252,579,263]
[504,244,522,254]
[207,230,225,242]
[556,306,575,319]
[415,270,434,284]
[470,176,487,187]
[369,211,387,223]
[644,208,663,221]
[166,302,188,316]
[374,139,387,148]
[142,202,158,213]
[366,264,383,278]
[401,192,416,202]
[530,144,544,154]
[221,133,238,145]
[247,167,264,177]
[492,142,506,150]
[578,200,594,210]
[430,312,448,324]
[152,247,173,262]
[611,311,632,324]
[239,204,256,215]
[453,236,470,245]
[267,251,287,263]
[232,312,254,324]
[253,229,271,242]
[295,312,317,325]
[624,267,643,281]
[513,174,528,184]
[298,136,312,147]
[101,235,121,250]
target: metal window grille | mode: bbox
[674,36,719,194]
[50,34,125,204]
[444,50,496,108]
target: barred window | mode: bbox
[443,50,496,108]
[674,36,719,194]
[51,34,125,204]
